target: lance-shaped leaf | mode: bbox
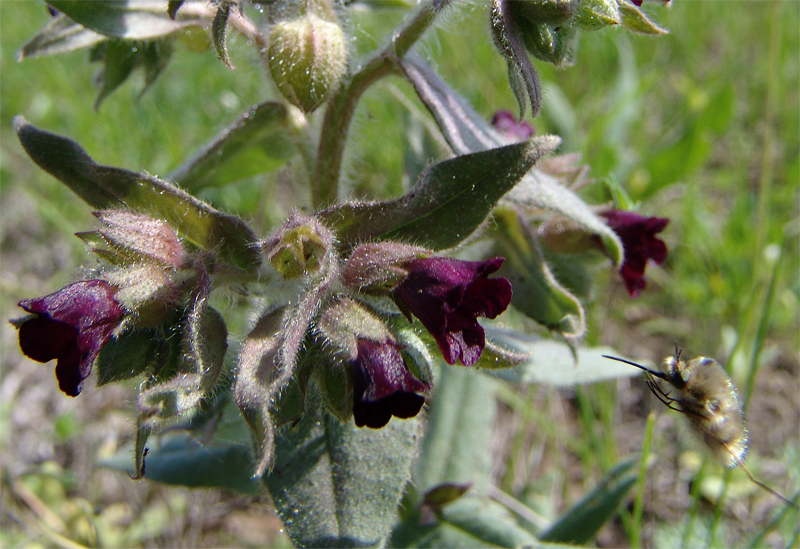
[47,0,206,40]
[18,14,107,60]
[401,56,624,264]
[91,39,173,109]
[14,117,260,271]
[391,495,547,548]
[481,328,642,386]
[493,207,585,338]
[264,406,421,548]
[538,456,638,544]
[416,365,496,494]
[101,432,261,494]
[169,102,296,190]
[319,136,560,252]
[401,53,507,156]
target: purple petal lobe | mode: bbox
[351,339,430,429]
[393,257,512,366]
[17,280,126,396]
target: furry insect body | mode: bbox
[603,350,798,508]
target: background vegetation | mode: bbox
[1,0,797,547]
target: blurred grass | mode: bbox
[1,1,798,548]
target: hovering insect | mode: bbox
[603,349,798,508]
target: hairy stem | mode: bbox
[311,0,452,209]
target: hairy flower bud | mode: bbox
[341,242,428,294]
[518,21,580,67]
[263,213,334,280]
[267,12,347,113]
[94,210,187,268]
[511,0,575,26]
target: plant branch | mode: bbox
[311,0,452,209]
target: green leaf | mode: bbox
[320,137,560,252]
[18,14,107,60]
[96,328,169,385]
[401,53,507,156]
[493,207,586,337]
[618,0,668,35]
[538,456,639,544]
[212,1,233,69]
[14,117,260,271]
[47,0,205,40]
[169,102,296,190]
[92,40,138,108]
[391,495,575,549]
[416,365,496,494]
[91,39,173,108]
[264,406,421,548]
[482,328,644,386]
[401,55,623,264]
[101,433,261,494]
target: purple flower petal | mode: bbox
[393,257,512,366]
[18,280,126,396]
[602,210,669,298]
[491,110,534,142]
[351,339,431,429]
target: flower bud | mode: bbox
[341,242,428,294]
[263,213,333,280]
[518,21,580,67]
[93,210,187,268]
[511,0,576,26]
[267,12,347,113]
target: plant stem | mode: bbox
[311,0,452,208]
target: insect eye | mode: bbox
[707,398,720,413]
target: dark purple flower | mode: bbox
[601,210,669,298]
[17,280,127,396]
[393,257,512,366]
[491,110,534,142]
[351,339,431,429]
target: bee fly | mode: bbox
[604,349,798,508]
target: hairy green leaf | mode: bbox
[47,0,205,40]
[320,137,560,252]
[416,365,496,494]
[482,328,643,386]
[169,102,295,190]
[493,207,586,337]
[18,14,107,60]
[391,495,574,549]
[14,117,260,271]
[538,456,638,544]
[101,433,261,494]
[401,55,623,265]
[265,407,421,548]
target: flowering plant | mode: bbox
[11,0,672,546]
